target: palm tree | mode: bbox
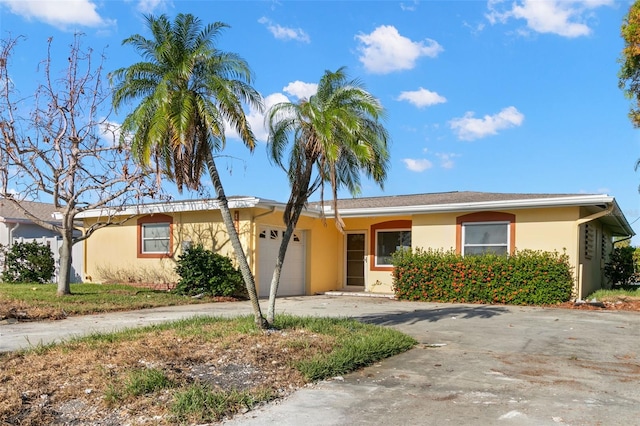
[110,13,267,327]
[265,67,390,324]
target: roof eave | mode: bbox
[609,199,636,237]
[77,197,263,219]
[329,195,615,218]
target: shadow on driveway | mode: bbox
[356,304,510,326]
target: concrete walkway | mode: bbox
[2,295,640,425]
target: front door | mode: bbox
[346,232,366,287]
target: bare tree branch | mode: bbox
[0,34,160,295]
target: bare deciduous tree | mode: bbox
[0,34,156,296]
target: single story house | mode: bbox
[0,199,84,282]
[0,199,60,245]
[78,191,635,300]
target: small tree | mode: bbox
[604,245,637,288]
[0,35,156,296]
[620,0,640,127]
[619,2,640,196]
[2,241,55,284]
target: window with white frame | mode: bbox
[141,223,171,254]
[462,222,509,256]
[375,229,411,266]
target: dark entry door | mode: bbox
[346,233,366,287]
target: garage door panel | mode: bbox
[258,227,305,297]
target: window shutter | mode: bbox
[584,224,595,259]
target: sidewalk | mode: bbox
[0,295,409,353]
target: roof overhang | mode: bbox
[324,194,635,237]
[76,197,292,219]
[584,199,635,237]
[328,194,614,216]
[76,193,635,238]
[0,217,60,226]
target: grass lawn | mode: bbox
[587,286,640,302]
[0,282,230,320]
[0,315,417,424]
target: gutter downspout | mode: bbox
[9,222,20,248]
[613,235,633,246]
[574,204,615,300]
[253,207,276,221]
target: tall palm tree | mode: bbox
[265,67,390,324]
[110,13,267,327]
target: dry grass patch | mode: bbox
[0,316,416,425]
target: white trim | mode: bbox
[331,195,616,218]
[76,197,287,219]
[78,194,614,219]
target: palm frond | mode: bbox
[112,13,262,193]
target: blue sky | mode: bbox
[1,0,640,233]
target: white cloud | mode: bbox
[226,92,290,143]
[135,0,171,14]
[449,106,524,141]
[283,81,318,100]
[355,25,443,74]
[0,0,114,29]
[486,0,614,38]
[435,152,459,169]
[397,87,446,108]
[258,17,310,43]
[99,119,125,146]
[403,158,433,172]
[400,1,419,12]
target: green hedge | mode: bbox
[392,249,574,305]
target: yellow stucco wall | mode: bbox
[83,207,341,296]
[338,208,583,294]
[84,209,254,285]
[83,215,178,284]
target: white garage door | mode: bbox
[258,227,306,297]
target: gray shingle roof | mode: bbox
[0,199,59,223]
[309,191,589,210]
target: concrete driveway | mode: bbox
[1,295,639,425]
[224,297,640,426]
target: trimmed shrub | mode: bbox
[2,241,56,283]
[174,245,245,297]
[392,248,574,305]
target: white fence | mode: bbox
[11,237,84,283]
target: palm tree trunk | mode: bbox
[206,153,267,328]
[266,211,303,324]
[266,158,314,325]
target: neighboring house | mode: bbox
[78,191,635,300]
[0,199,83,282]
